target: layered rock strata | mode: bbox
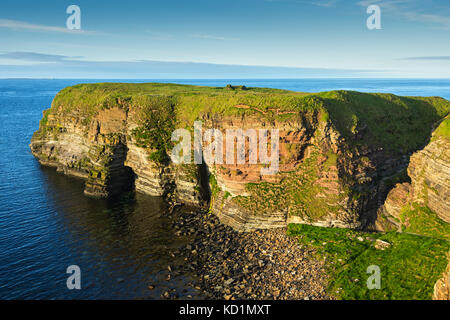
[30,83,449,232]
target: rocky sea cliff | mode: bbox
[30,83,450,299]
[30,83,449,231]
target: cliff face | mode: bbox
[31,105,205,206]
[30,83,449,232]
[205,113,404,231]
[376,116,450,239]
[407,121,450,223]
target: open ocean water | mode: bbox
[0,78,449,299]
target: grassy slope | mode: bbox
[399,205,450,240]
[50,82,298,121]
[287,223,450,300]
[432,115,450,140]
[320,90,449,153]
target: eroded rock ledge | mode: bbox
[30,83,449,232]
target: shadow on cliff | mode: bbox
[321,91,448,229]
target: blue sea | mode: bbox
[0,78,449,299]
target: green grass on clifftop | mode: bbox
[50,82,293,118]
[287,223,449,300]
[46,83,450,154]
[320,90,449,153]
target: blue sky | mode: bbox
[0,0,449,78]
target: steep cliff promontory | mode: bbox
[30,83,450,232]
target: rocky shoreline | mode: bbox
[159,204,332,300]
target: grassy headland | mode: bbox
[48,83,449,153]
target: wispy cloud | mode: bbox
[190,33,240,41]
[0,18,96,34]
[265,0,338,7]
[143,30,174,40]
[401,56,450,61]
[357,0,415,10]
[0,51,381,78]
[0,52,82,62]
[403,12,450,29]
[307,0,338,7]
